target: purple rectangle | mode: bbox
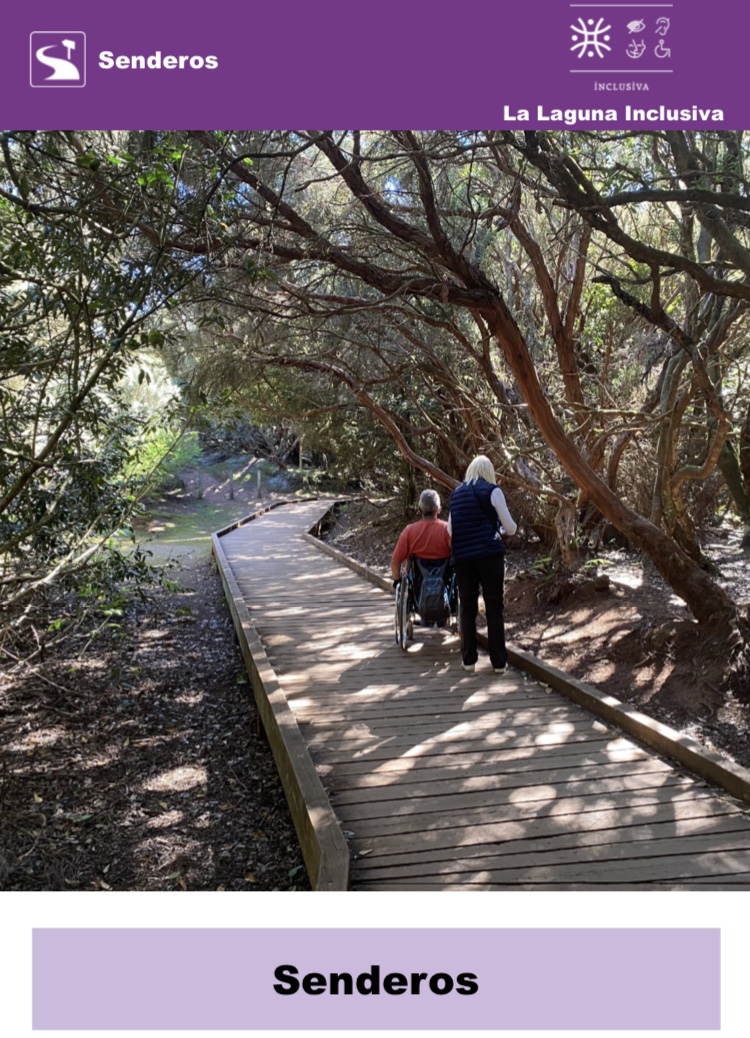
[1,0,746,129]
[33,927,720,1030]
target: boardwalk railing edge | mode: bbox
[304,508,750,809]
[212,498,350,891]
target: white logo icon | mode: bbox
[36,39,80,80]
[30,32,86,88]
[570,18,612,59]
[655,17,671,36]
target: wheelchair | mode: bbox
[394,556,459,651]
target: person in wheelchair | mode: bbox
[391,489,454,632]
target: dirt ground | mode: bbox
[0,467,310,891]
[324,499,750,773]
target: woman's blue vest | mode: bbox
[450,479,505,562]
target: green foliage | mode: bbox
[126,430,202,493]
[4,129,750,642]
[582,557,612,571]
[532,556,554,572]
[0,131,206,642]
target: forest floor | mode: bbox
[0,459,311,891]
[324,499,750,773]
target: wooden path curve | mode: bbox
[214,499,750,890]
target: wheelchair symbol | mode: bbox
[655,39,671,59]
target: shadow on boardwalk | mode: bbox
[217,501,750,891]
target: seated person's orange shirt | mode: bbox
[391,519,451,573]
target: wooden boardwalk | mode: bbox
[217,500,750,890]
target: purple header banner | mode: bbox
[2,0,744,129]
[33,927,720,1031]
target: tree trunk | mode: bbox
[483,299,739,629]
[717,440,750,547]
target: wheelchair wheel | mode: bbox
[394,580,411,651]
[452,587,461,637]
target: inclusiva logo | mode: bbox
[30,32,86,87]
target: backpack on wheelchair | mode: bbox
[394,556,459,651]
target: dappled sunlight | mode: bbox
[508,784,557,808]
[234,549,292,564]
[139,628,173,642]
[154,535,209,545]
[463,691,496,706]
[539,618,593,643]
[533,722,577,745]
[145,809,185,829]
[610,570,643,590]
[134,835,209,875]
[147,520,176,533]
[6,726,68,753]
[143,765,207,793]
[216,500,750,890]
[78,747,124,771]
[266,633,295,647]
[458,820,527,846]
[292,568,364,585]
[604,737,643,759]
[288,695,315,711]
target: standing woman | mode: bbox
[448,456,517,674]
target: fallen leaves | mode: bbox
[0,551,310,892]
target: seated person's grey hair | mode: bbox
[419,489,441,516]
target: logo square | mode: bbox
[30,32,86,88]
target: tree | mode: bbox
[510,130,750,550]
[165,130,747,664]
[0,131,197,643]
[7,130,748,676]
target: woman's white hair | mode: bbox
[464,455,496,484]
[418,489,441,516]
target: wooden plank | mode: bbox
[273,684,564,710]
[353,849,750,885]
[319,745,653,783]
[355,876,750,890]
[305,733,632,769]
[352,828,750,882]
[351,797,744,859]
[344,787,719,842]
[294,706,597,733]
[299,698,611,725]
[308,731,630,764]
[212,505,350,891]
[351,810,750,871]
[329,757,676,801]
[333,773,698,825]
[301,716,615,741]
